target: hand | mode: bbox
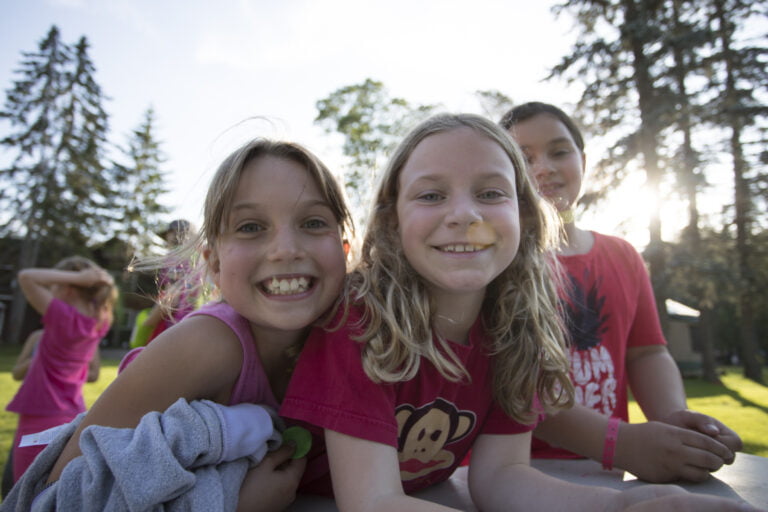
[236,443,307,512]
[614,485,762,512]
[615,421,735,482]
[661,409,743,456]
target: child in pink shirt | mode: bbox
[6,256,116,482]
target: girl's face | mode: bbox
[208,155,346,335]
[508,113,585,212]
[395,127,521,305]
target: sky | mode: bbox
[0,0,695,248]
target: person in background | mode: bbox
[500,101,742,483]
[5,257,116,483]
[280,113,752,511]
[1,328,100,497]
[140,219,200,344]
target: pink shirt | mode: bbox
[7,299,109,417]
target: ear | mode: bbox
[203,244,221,287]
[580,151,587,176]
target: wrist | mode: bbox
[602,416,620,470]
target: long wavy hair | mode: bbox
[346,113,573,423]
[55,256,117,330]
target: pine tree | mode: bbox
[112,107,170,258]
[0,25,112,343]
[550,0,674,330]
[703,0,767,382]
[550,0,767,381]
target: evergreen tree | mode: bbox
[549,0,767,381]
[0,25,112,343]
[703,0,767,382]
[550,0,674,330]
[112,107,170,258]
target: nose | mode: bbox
[445,194,482,227]
[267,226,305,261]
[529,157,555,181]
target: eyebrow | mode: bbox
[230,198,332,212]
[409,171,514,184]
[520,136,574,150]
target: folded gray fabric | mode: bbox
[1,398,273,512]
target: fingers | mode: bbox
[664,410,742,454]
[259,443,297,469]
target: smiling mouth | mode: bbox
[538,183,561,196]
[261,276,313,296]
[438,244,489,253]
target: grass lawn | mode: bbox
[628,367,768,457]
[0,344,766,494]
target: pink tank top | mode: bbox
[188,301,279,409]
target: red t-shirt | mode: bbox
[281,305,535,496]
[532,232,667,458]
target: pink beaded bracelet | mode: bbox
[602,416,620,470]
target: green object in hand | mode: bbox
[282,426,312,459]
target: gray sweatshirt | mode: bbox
[1,398,281,512]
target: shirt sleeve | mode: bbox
[281,319,400,448]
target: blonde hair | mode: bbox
[55,256,117,330]
[138,139,354,313]
[347,113,573,423]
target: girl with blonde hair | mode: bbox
[281,113,755,511]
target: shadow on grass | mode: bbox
[684,372,768,417]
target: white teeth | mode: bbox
[442,244,484,253]
[265,276,310,295]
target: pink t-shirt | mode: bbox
[7,299,109,417]
[532,232,666,458]
[281,305,535,496]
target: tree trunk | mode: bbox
[7,235,40,345]
[714,0,764,383]
[670,0,719,382]
[621,0,669,334]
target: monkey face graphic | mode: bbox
[396,398,475,481]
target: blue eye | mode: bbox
[417,192,443,202]
[478,190,506,201]
[303,218,329,229]
[236,222,264,234]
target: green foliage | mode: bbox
[551,0,767,381]
[628,367,768,457]
[475,89,515,121]
[314,78,435,218]
[0,26,113,261]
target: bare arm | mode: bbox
[535,405,738,482]
[141,303,166,330]
[626,345,686,420]
[47,315,244,482]
[325,429,459,512]
[18,267,113,315]
[86,348,101,382]
[469,432,757,512]
[12,329,43,380]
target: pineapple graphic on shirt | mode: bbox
[563,269,617,415]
